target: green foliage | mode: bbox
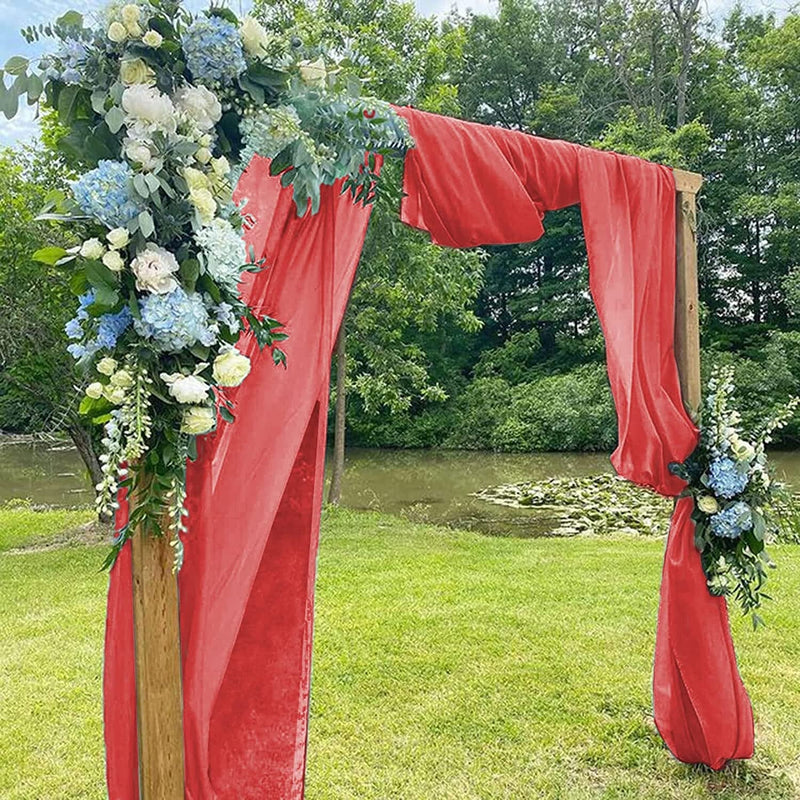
[0,145,78,433]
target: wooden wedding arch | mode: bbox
[128,165,704,798]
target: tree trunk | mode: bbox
[327,321,347,505]
[68,420,111,522]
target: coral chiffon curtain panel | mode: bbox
[103,109,753,799]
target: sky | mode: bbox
[0,0,792,146]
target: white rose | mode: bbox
[173,84,222,131]
[240,16,270,57]
[697,495,719,515]
[213,347,251,387]
[195,146,213,164]
[142,30,163,48]
[190,187,217,225]
[121,4,141,27]
[104,384,127,405]
[161,372,210,404]
[181,405,216,435]
[79,238,106,260]
[102,250,125,272]
[120,58,154,86]
[122,84,176,132]
[124,139,158,170]
[107,228,130,249]
[131,245,180,294]
[85,382,104,399]
[108,22,128,42]
[96,357,117,376]
[126,21,143,37]
[730,436,756,462]
[298,57,327,87]
[110,369,133,388]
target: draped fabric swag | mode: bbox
[103,108,753,800]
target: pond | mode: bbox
[2,436,800,537]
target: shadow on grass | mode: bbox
[678,759,797,800]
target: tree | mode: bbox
[0,144,104,491]
[255,0,483,500]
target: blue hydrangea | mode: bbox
[72,160,143,228]
[710,501,753,539]
[134,288,216,352]
[183,16,246,85]
[65,296,132,361]
[707,456,749,499]
[96,307,133,350]
[56,38,87,84]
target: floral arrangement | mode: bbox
[670,367,799,627]
[3,0,412,568]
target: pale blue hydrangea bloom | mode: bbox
[134,288,216,352]
[56,39,87,84]
[212,301,240,334]
[710,501,753,539]
[72,160,143,228]
[195,219,246,290]
[183,16,246,85]
[707,456,749,499]
[66,294,132,361]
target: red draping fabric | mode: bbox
[397,106,754,768]
[103,156,374,799]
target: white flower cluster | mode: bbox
[195,218,247,289]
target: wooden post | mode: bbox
[672,168,703,418]
[131,524,186,798]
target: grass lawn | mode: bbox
[1,505,799,799]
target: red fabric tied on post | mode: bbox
[103,157,375,799]
[396,106,753,769]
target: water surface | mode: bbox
[2,437,799,537]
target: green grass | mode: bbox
[1,506,799,799]
[0,504,94,551]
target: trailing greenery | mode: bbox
[2,506,800,799]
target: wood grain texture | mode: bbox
[131,528,186,799]
[674,180,703,418]
[672,168,703,195]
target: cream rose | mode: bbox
[173,84,222,131]
[79,238,106,260]
[298,57,327,87]
[183,166,211,191]
[212,347,251,387]
[211,156,230,177]
[697,495,720,514]
[110,369,133,389]
[85,382,104,399]
[730,435,756,462]
[195,146,213,165]
[96,357,117,376]
[108,22,128,43]
[104,384,127,405]
[240,16,270,57]
[124,139,158,171]
[181,405,216,435]
[142,30,163,48]
[161,373,210,404]
[120,58,154,86]
[131,245,180,294]
[121,4,141,26]
[102,250,125,272]
[107,228,130,249]
[190,187,217,225]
